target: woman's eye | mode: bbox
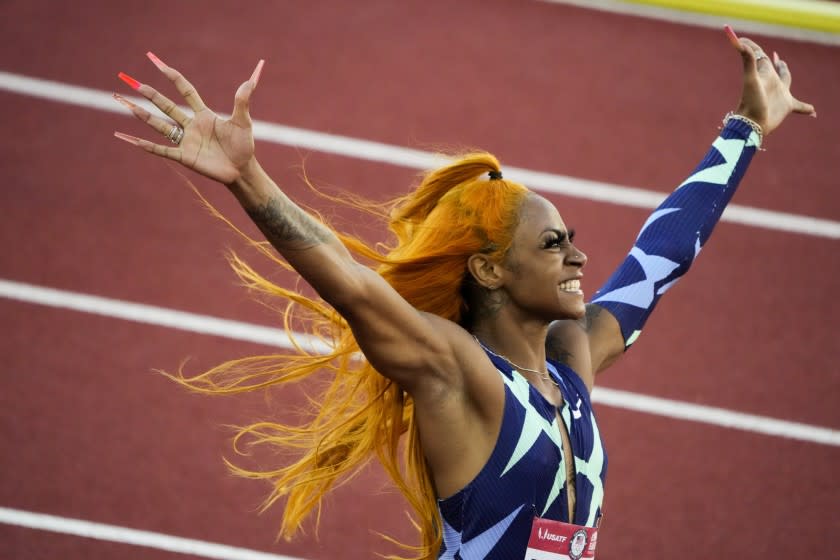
[543,229,575,249]
[544,236,565,249]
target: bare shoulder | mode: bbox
[415,315,499,386]
[546,312,595,391]
[547,304,625,391]
[411,314,505,419]
[408,316,507,497]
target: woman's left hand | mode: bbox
[725,25,816,137]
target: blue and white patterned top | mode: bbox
[436,349,607,559]
[592,119,760,348]
[436,121,759,558]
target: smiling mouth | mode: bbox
[559,279,582,293]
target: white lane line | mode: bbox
[1,70,838,240]
[0,278,329,354]
[2,278,838,447]
[593,388,840,446]
[0,506,306,560]
[541,0,840,45]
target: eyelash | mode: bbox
[544,229,576,248]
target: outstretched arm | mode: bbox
[591,115,760,348]
[113,54,459,396]
[548,27,816,380]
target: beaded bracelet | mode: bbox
[722,111,763,149]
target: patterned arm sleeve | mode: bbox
[591,118,761,349]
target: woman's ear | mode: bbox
[467,253,503,290]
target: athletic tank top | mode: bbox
[436,349,608,559]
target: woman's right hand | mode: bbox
[113,53,264,186]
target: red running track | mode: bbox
[1,1,839,558]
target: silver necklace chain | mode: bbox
[473,335,558,386]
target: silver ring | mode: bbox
[167,125,184,145]
[754,51,767,63]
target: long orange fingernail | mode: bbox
[114,131,140,145]
[724,25,738,40]
[146,51,166,70]
[118,72,141,90]
[112,92,134,109]
[723,24,740,48]
[251,59,265,85]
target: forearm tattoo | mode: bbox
[246,194,331,251]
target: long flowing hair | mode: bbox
[166,152,529,559]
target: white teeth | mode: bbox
[559,279,581,292]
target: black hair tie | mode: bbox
[488,170,503,180]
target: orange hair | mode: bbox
[166,152,530,559]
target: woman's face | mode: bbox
[500,194,587,321]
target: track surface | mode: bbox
[1,1,839,558]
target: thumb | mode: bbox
[792,97,817,117]
[231,59,264,127]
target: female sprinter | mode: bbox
[113,28,814,560]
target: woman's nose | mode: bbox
[568,246,587,268]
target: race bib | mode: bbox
[523,516,598,560]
